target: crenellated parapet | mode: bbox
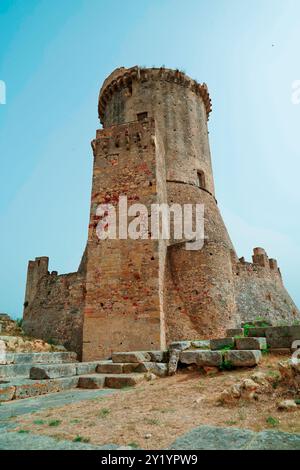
[233,247,281,278]
[91,117,156,157]
[98,66,212,124]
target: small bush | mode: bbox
[98,408,110,418]
[73,435,90,443]
[48,420,61,427]
[266,416,279,427]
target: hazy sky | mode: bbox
[0,0,299,318]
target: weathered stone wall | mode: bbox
[82,119,168,361]
[23,257,85,358]
[232,248,299,325]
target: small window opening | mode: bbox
[137,112,148,121]
[197,170,206,189]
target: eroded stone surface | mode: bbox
[224,350,262,367]
[180,350,223,367]
[210,338,235,351]
[29,364,77,380]
[235,337,267,350]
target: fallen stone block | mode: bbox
[278,399,298,411]
[180,350,223,367]
[191,340,210,349]
[30,363,77,380]
[111,351,151,363]
[104,373,144,388]
[169,341,191,351]
[147,350,169,362]
[78,375,106,389]
[235,337,267,350]
[168,349,180,376]
[210,338,235,351]
[135,362,168,377]
[224,350,262,367]
[226,328,244,338]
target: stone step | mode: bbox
[180,350,223,367]
[96,361,168,376]
[78,373,145,390]
[78,374,106,389]
[0,376,79,402]
[1,351,77,365]
[210,338,235,350]
[30,363,77,380]
[111,351,168,364]
[0,360,100,380]
[223,350,262,367]
[235,337,267,350]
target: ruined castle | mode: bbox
[23,66,299,360]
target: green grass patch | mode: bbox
[73,435,90,443]
[98,407,110,418]
[48,420,61,427]
[266,416,279,427]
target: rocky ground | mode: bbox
[0,314,65,353]
[2,354,299,450]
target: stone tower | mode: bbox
[23,66,299,360]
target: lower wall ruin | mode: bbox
[232,248,299,325]
[22,259,85,358]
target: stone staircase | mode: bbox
[2,320,298,404]
[0,350,168,403]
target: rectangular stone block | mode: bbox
[97,363,124,374]
[210,338,235,350]
[180,350,223,367]
[191,340,211,349]
[147,350,169,362]
[111,351,152,363]
[76,362,99,375]
[104,373,144,389]
[29,363,77,380]
[224,350,262,367]
[135,362,168,377]
[235,337,267,350]
[0,363,32,378]
[169,341,191,351]
[226,328,244,338]
[0,381,15,402]
[265,326,300,349]
[14,376,79,400]
[9,352,77,364]
[78,375,106,389]
[244,327,268,337]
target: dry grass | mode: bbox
[11,355,300,449]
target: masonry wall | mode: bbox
[82,118,168,361]
[232,248,299,325]
[23,258,85,358]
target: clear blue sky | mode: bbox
[0,0,299,318]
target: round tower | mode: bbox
[97,66,237,343]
